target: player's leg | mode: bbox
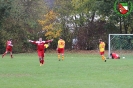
[61,48,64,61]
[39,57,42,66]
[100,52,104,60]
[42,57,44,65]
[38,51,43,66]
[62,53,64,61]
[57,48,61,61]
[10,52,13,58]
[101,55,106,62]
[100,52,106,62]
[9,48,13,58]
[41,52,45,65]
[58,53,60,61]
[2,50,8,58]
[39,51,45,66]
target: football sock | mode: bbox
[102,55,106,60]
[42,60,44,64]
[11,55,13,58]
[58,54,60,60]
[2,53,6,58]
[2,54,4,58]
[101,55,105,60]
[104,56,106,60]
[62,55,64,60]
[40,59,42,64]
[3,53,6,55]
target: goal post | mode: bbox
[108,34,133,59]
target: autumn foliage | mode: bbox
[38,10,61,39]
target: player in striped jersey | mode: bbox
[56,37,65,61]
[99,39,106,62]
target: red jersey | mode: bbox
[30,40,52,51]
[6,40,13,49]
[111,53,119,59]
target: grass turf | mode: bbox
[0,52,133,88]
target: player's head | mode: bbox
[59,37,63,40]
[99,39,102,42]
[110,53,112,57]
[9,39,12,41]
[110,53,114,59]
[39,38,42,42]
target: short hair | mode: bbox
[9,39,12,41]
[99,39,102,42]
[59,37,63,39]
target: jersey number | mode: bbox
[60,42,64,45]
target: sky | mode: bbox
[44,0,55,8]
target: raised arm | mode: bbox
[44,39,53,44]
[28,40,37,45]
[8,43,13,46]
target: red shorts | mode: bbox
[6,47,12,52]
[57,48,64,53]
[37,50,44,58]
[100,51,104,55]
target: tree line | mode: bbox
[0,0,133,53]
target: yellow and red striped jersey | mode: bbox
[58,39,65,48]
[99,42,105,52]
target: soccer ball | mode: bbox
[122,57,125,59]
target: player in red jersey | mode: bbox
[29,38,53,66]
[2,39,13,58]
[110,53,120,59]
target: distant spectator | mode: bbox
[72,38,78,49]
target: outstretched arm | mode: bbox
[29,40,33,42]
[44,39,53,44]
[8,44,13,46]
[28,40,37,45]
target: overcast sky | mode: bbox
[44,0,54,8]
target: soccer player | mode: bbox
[110,53,120,59]
[99,39,106,62]
[2,39,13,58]
[29,38,53,66]
[56,37,65,61]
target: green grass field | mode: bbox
[0,51,133,88]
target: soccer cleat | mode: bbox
[40,63,42,66]
[105,60,106,62]
[11,56,13,58]
[2,54,4,58]
[59,59,60,61]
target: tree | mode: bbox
[38,10,61,39]
[0,0,48,53]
